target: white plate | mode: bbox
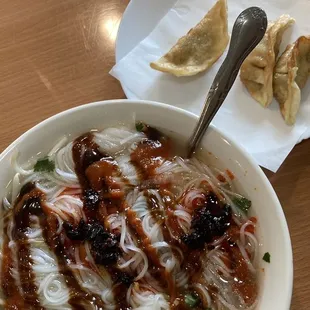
[116,0,176,62]
[115,0,310,142]
[116,0,177,98]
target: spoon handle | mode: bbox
[187,7,267,157]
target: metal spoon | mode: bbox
[187,7,267,157]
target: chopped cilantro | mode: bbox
[34,157,55,173]
[184,293,200,308]
[263,252,271,263]
[135,122,144,132]
[232,196,252,213]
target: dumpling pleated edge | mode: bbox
[240,14,295,107]
[150,0,229,77]
[273,36,310,125]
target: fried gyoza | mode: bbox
[273,36,310,125]
[150,0,229,77]
[240,15,295,107]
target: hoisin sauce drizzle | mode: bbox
[72,133,132,309]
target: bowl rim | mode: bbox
[0,99,293,308]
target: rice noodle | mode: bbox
[236,241,256,274]
[194,283,212,307]
[107,213,149,280]
[128,283,169,310]
[93,127,146,155]
[30,220,71,309]
[0,126,260,310]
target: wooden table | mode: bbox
[0,1,308,309]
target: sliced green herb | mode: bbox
[135,122,144,132]
[34,157,55,173]
[184,293,200,308]
[232,196,252,214]
[263,252,271,263]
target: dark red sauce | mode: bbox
[1,217,26,309]
[144,192,183,301]
[41,213,106,310]
[231,246,257,305]
[85,158,124,199]
[130,136,172,178]
[13,196,44,310]
[223,224,258,305]
[1,188,45,310]
[126,208,162,269]
[159,189,185,240]
[72,132,132,309]
[72,134,104,189]
[1,185,108,309]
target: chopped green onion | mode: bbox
[34,157,55,173]
[184,293,200,308]
[263,252,271,263]
[135,122,144,132]
[232,196,252,214]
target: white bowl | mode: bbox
[0,99,293,309]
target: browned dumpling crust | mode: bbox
[150,0,229,77]
[240,15,295,107]
[273,36,310,125]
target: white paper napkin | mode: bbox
[110,0,310,172]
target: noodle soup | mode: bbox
[0,123,259,310]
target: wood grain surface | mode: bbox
[0,0,308,309]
